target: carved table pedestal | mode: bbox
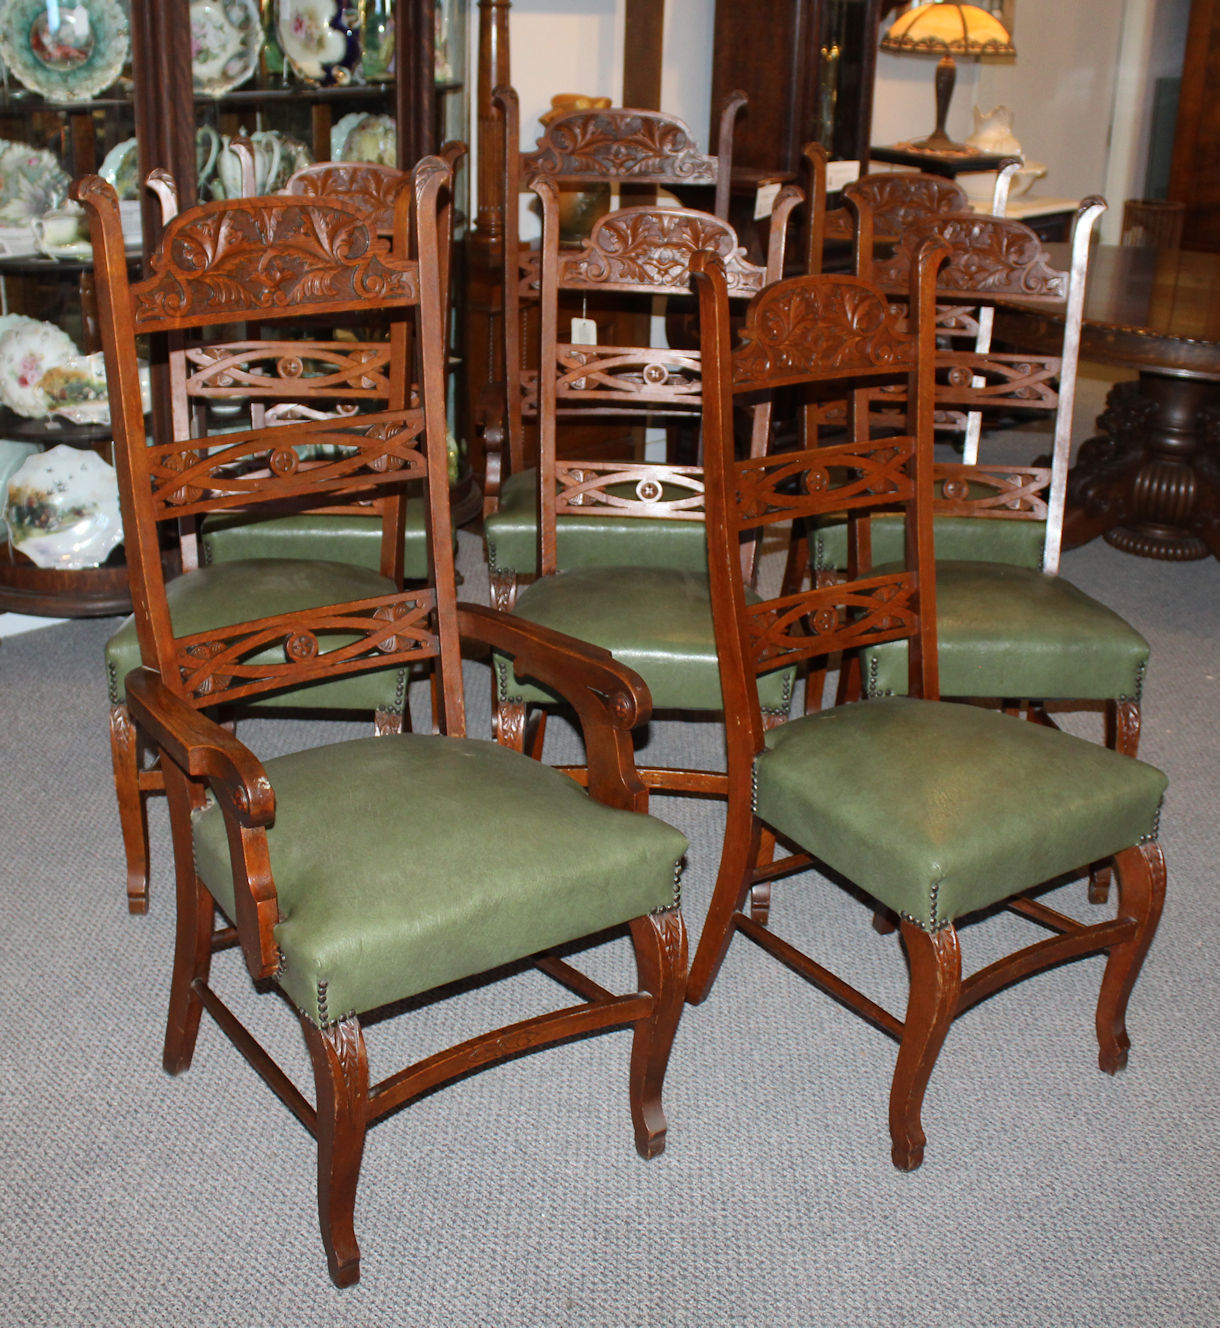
[996,243,1220,562]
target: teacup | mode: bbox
[33,205,90,259]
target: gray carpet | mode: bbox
[2,375,1218,1325]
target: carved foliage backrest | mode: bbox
[872,213,1068,306]
[523,108,720,186]
[557,205,767,297]
[82,174,457,714]
[846,173,970,234]
[280,162,410,233]
[700,265,939,704]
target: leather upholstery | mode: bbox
[757,697,1167,929]
[497,564,794,713]
[864,561,1150,700]
[192,732,688,1024]
[485,469,710,578]
[106,558,406,712]
[813,513,1047,572]
[200,508,435,580]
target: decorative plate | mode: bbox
[98,136,140,199]
[0,319,80,418]
[277,0,359,85]
[0,0,129,102]
[336,113,396,166]
[4,443,123,569]
[0,437,40,538]
[191,0,262,96]
[0,140,71,225]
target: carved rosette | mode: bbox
[186,342,392,397]
[561,210,763,294]
[174,593,438,705]
[733,441,914,528]
[877,216,1067,300]
[733,280,913,388]
[554,461,704,518]
[746,572,917,668]
[524,110,717,184]
[554,346,703,401]
[933,463,1049,518]
[133,201,418,328]
[148,412,426,516]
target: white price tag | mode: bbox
[570,316,597,345]
[753,181,782,220]
[826,159,861,192]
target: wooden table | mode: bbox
[996,243,1220,561]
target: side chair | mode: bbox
[481,84,748,514]
[487,177,801,798]
[80,158,688,1287]
[687,243,1167,1171]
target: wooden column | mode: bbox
[395,0,436,169]
[622,0,664,109]
[464,0,513,485]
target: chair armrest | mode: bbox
[124,667,274,826]
[456,602,654,811]
[125,666,280,981]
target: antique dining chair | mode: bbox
[103,156,438,913]
[481,84,749,514]
[687,245,1167,1170]
[79,159,688,1288]
[817,203,1151,904]
[487,177,800,794]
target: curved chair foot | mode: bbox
[628,908,688,1159]
[110,703,152,912]
[749,882,771,926]
[890,920,961,1171]
[1096,840,1166,1075]
[304,1013,370,1289]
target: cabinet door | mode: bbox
[710,0,897,173]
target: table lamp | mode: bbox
[880,2,1016,155]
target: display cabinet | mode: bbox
[0,0,468,617]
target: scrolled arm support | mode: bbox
[125,666,280,980]
[456,602,653,811]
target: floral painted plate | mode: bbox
[4,443,123,569]
[98,136,140,199]
[277,0,358,85]
[335,113,396,166]
[0,319,80,418]
[0,140,71,224]
[0,0,129,101]
[191,0,262,96]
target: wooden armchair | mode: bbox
[687,244,1167,1170]
[486,177,800,797]
[79,158,688,1287]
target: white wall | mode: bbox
[489,0,1185,240]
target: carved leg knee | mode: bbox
[890,921,961,1171]
[628,909,688,1159]
[304,1014,370,1289]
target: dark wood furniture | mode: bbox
[486,185,798,796]
[686,242,1168,1171]
[996,243,1220,561]
[1168,0,1220,252]
[81,159,687,1288]
[869,142,1011,178]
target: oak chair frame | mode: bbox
[687,244,1166,1171]
[81,159,688,1286]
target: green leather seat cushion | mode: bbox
[757,696,1167,929]
[200,507,437,581]
[813,513,1046,573]
[106,558,406,712]
[485,468,710,578]
[863,561,1150,701]
[497,565,793,713]
[191,732,688,1024]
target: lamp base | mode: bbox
[896,134,986,158]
